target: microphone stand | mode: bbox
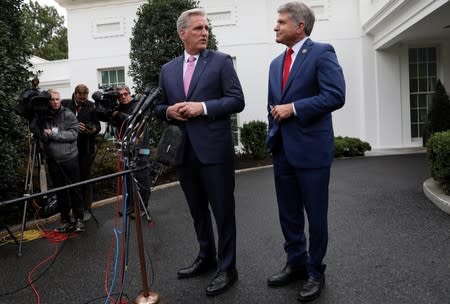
[121,88,161,304]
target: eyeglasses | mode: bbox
[119,92,129,97]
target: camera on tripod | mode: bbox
[15,87,51,122]
[92,86,121,122]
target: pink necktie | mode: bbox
[184,56,196,95]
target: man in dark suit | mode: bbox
[155,8,245,296]
[266,2,345,302]
[62,84,100,222]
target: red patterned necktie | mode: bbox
[184,55,196,95]
[282,48,294,91]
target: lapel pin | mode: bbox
[302,48,307,54]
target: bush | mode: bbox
[239,120,269,159]
[91,138,120,201]
[428,80,450,133]
[0,0,33,201]
[426,130,450,195]
[334,136,371,157]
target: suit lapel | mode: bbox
[174,56,185,96]
[273,54,284,104]
[186,49,209,98]
[281,39,313,99]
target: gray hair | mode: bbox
[278,1,315,36]
[176,8,206,33]
[47,89,60,96]
[116,85,130,94]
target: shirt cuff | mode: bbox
[292,103,297,116]
[202,102,207,115]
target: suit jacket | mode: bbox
[267,39,345,168]
[155,49,245,165]
[62,98,100,157]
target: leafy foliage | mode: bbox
[129,0,218,145]
[23,0,67,60]
[0,0,33,200]
[426,130,450,195]
[239,121,269,159]
[334,136,371,157]
[428,80,450,133]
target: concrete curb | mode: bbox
[423,178,450,215]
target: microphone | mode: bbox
[122,87,161,144]
[156,125,183,166]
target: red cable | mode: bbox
[27,239,66,304]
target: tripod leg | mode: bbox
[18,197,28,257]
[18,138,37,256]
[6,226,19,245]
[136,190,152,223]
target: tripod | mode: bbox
[17,133,47,256]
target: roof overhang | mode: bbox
[362,0,450,49]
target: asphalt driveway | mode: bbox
[0,153,449,304]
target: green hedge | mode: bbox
[334,136,371,157]
[239,120,269,159]
[239,120,372,159]
[426,130,450,195]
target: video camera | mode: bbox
[92,86,120,122]
[15,88,51,121]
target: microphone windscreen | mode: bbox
[156,125,183,166]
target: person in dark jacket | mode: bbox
[62,84,100,222]
[112,85,151,220]
[32,89,84,232]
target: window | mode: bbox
[408,47,437,138]
[99,68,125,89]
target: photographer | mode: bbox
[31,89,84,233]
[112,85,151,219]
[63,84,100,222]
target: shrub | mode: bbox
[239,120,269,159]
[334,136,371,157]
[426,130,450,195]
[0,0,33,201]
[91,138,120,201]
[428,80,450,133]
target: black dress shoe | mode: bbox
[267,264,308,287]
[177,257,217,279]
[298,275,325,302]
[206,269,238,296]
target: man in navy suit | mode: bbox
[266,2,345,302]
[155,8,245,296]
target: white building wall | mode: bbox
[65,0,144,95]
[376,48,405,148]
[31,57,71,97]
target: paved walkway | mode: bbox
[1,153,449,304]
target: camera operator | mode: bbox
[62,84,100,222]
[112,85,151,219]
[31,89,84,233]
